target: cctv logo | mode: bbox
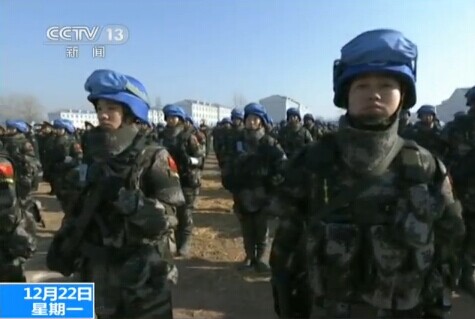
[46,26,101,43]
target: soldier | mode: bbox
[160,105,204,257]
[442,87,475,166]
[278,108,313,158]
[213,118,232,168]
[403,105,448,159]
[269,29,465,318]
[398,109,413,135]
[303,113,323,141]
[199,120,212,157]
[49,119,76,197]
[185,116,207,157]
[222,103,286,272]
[0,151,37,281]
[3,120,44,227]
[442,86,475,296]
[220,109,245,173]
[47,69,185,319]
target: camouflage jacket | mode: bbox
[278,123,313,158]
[269,133,465,312]
[159,125,205,189]
[222,129,287,212]
[48,128,185,317]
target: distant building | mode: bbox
[435,87,471,123]
[149,108,165,124]
[173,99,232,126]
[48,108,165,128]
[47,109,98,128]
[258,95,310,123]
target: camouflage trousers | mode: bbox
[79,244,174,319]
[175,188,196,249]
[234,198,269,262]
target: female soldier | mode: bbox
[159,105,204,257]
[47,69,185,319]
[222,103,286,272]
[269,29,465,318]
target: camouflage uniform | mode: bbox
[49,121,76,196]
[303,114,324,141]
[222,103,287,272]
[160,106,205,257]
[398,109,413,135]
[38,124,57,190]
[269,30,465,318]
[442,87,475,296]
[199,123,212,157]
[47,69,184,319]
[403,106,448,160]
[213,118,232,168]
[3,121,44,227]
[220,110,245,176]
[278,109,313,159]
[0,151,37,282]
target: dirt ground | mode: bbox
[26,155,475,319]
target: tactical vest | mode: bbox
[280,126,308,157]
[222,134,281,193]
[305,135,445,311]
[48,130,178,274]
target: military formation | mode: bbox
[0,28,474,318]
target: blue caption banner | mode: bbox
[0,283,94,319]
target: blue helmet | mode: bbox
[465,86,475,106]
[244,103,268,125]
[53,119,75,134]
[417,105,436,117]
[286,107,301,120]
[163,104,186,122]
[231,108,244,120]
[84,69,151,124]
[333,29,417,109]
[5,120,29,133]
[303,113,315,121]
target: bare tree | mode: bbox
[232,93,247,108]
[0,94,45,123]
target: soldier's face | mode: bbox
[288,115,300,124]
[96,99,125,130]
[348,74,402,120]
[304,119,313,126]
[233,118,243,127]
[166,116,180,127]
[245,114,262,130]
[420,114,434,124]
